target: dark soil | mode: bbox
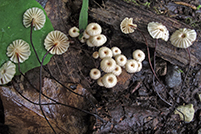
[0,0,201,133]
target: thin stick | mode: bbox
[153,39,158,84]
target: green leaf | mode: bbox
[0,0,54,75]
[78,0,89,38]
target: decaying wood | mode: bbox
[89,0,201,67]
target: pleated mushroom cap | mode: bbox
[125,59,138,73]
[86,23,102,36]
[44,30,70,55]
[0,61,16,85]
[23,7,46,30]
[111,47,121,57]
[99,46,113,59]
[147,22,169,41]
[120,17,137,34]
[7,39,31,63]
[170,28,197,48]
[115,54,127,67]
[102,73,117,88]
[100,57,116,73]
[90,68,101,80]
[132,49,145,62]
[112,65,122,76]
[88,34,107,47]
[68,26,79,38]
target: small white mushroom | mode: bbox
[89,68,101,80]
[100,57,116,73]
[23,7,46,30]
[44,30,70,55]
[68,26,79,38]
[7,39,31,63]
[170,28,197,49]
[174,104,195,123]
[88,34,107,47]
[147,22,169,41]
[115,54,127,67]
[136,61,142,72]
[112,65,122,76]
[97,77,104,86]
[83,30,90,39]
[111,47,121,57]
[86,39,95,47]
[92,51,99,59]
[79,36,86,43]
[0,61,16,85]
[99,46,113,59]
[125,59,138,73]
[86,23,102,36]
[132,49,145,62]
[120,17,137,34]
[102,73,117,88]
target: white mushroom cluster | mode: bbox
[89,46,145,88]
[68,23,107,47]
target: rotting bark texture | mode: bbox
[89,0,201,67]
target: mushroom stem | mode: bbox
[39,45,57,134]
[153,39,158,84]
[30,19,41,64]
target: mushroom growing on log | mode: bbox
[89,0,201,67]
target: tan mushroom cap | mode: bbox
[125,59,138,73]
[99,46,113,59]
[90,68,101,80]
[44,30,70,55]
[120,17,137,34]
[132,49,145,62]
[7,39,31,63]
[92,51,99,59]
[147,22,169,41]
[100,57,116,73]
[88,34,107,47]
[23,7,46,30]
[86,23,102,36]
[68,26,79,38]
[170,28,197,48]
[102,73,117,88]
[0,61,16,85]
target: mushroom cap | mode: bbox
[102,73,117,88]
[111,47,121,57]
[90,68,101,80]
[112,64,122,76]
[83,30,90,39]
[7,39,31,63]
[147,22,169,41]
[86,23,102,36]
[86,39,95,47]
[132,49,145,62]
[120,17,137,34]
[99,46,113,59]
[68,26,79,38]
[89,34,107,47]
[92,51,99,59]
[115,54,127,67]
[44,30,70,55]
[79,36,86,43]
[0,61,16,85]
[100,57,116,73]
[125,59,138,73]
[97,77,104,86]
[23,7,46,30]
[170,28,197,48]
[136,61,142,72]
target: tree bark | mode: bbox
[89,0,201,67]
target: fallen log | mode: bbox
[89,0,201,67]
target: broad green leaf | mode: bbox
[79,0,89,38]
[0,0,54,75]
